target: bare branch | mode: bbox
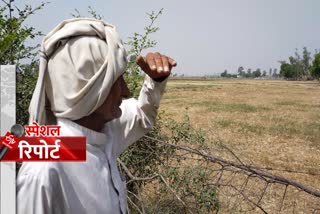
[144,136,320,198]
[118,158,158,183]
[127,193,144,214]
[157,174,193,214]
[118,158,193,213]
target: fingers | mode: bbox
[136,52,177,80]
[146,53,157,72]
[154,53,164,72]
[168,57,177,67]
[162,55,170,72]
[136,55,148,71]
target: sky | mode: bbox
[12,0,320,76]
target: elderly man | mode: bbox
[16,18,176,214]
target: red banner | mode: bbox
[1,132,19,150]
[0,136,86,161]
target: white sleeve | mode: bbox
[16,164,67,214]
[104,75,167,157]
[17,173,53,214]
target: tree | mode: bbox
[302,46,312,77]
[310,52,320,80]
[262,70,267,77]
[16,64,38,125]
[221,69,236,78]
[0,1,46,65]
[245,68,252,78]
[237,66,244,77]
[125,9,163,96]
[279,47,313,80]
[273,68,278,77]
[253,68,261,78]
[221,69,228,77]
[2,1,48,126]
[280,62,295,79]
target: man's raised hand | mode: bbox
[136,52,177,81]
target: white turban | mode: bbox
[29,18,127,125]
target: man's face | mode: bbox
[94,75,130,122]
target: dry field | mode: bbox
[159,79,320,213]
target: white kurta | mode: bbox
[17,76,167,214]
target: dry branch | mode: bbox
[144,136,320,198]
[118,159,194,214]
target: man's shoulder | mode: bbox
[17,162,63,184]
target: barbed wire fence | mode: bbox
[119,122,320,213]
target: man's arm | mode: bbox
[17,164,54,214]
[103,52,176,157]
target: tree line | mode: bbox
[221,47,320,80]
[279,47,320,80]
[221,67,279,79]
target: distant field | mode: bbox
[160,79,320,212]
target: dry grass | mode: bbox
[160,79,320,213]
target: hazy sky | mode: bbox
[13,0,320,76]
